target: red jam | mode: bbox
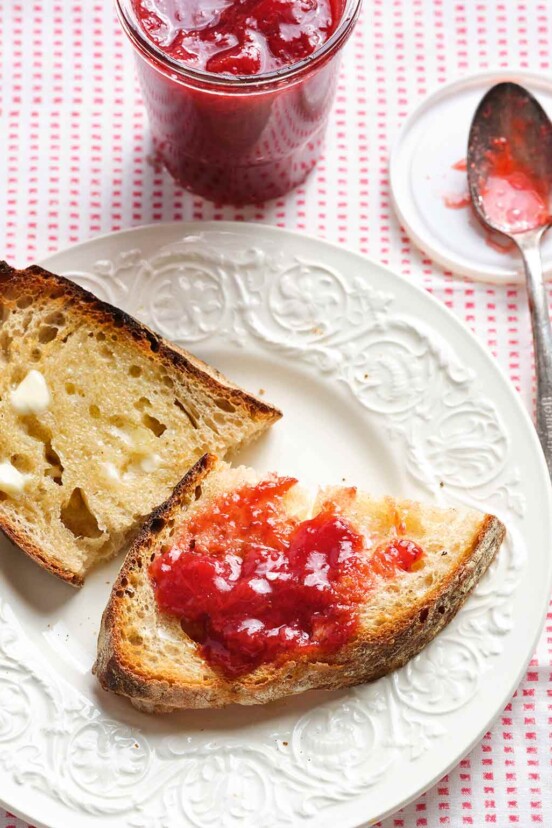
[149,477,424,678]
[121,0,354,203]
[442,155,518,255]
[443,193,472,210]
[480,137,550,233]
[133,0,339,75]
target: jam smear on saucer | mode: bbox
[150,477,424,677]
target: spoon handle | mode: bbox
[517,230,552,477]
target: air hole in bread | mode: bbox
[20,312,33,333]
[10,453,33,473]
[424,573,434,586]
[162,375,174,388]
[65,382,76,395]
[147,334,160,353]
[23,416,51,444]
[150,518,165,534]
[142,413,166,437]
[120,576,128,587]
[48,287,65,300]
[438,605,446,615]
[16,295,33,310]
[134,397,150,412]
[101,346,114,360]
[96,332,106,342]
[45,311,65,327]
[215,397,236,413]
[89,404,101,419]
[419,607,429,623]
[129,365,142,378]
[211,412,228,427]
[0,331,13,359]
[174,398,198,429]
[194,485,202,501]
[113,316,125,329]
[46,441,63,473]
[31,348,41,362]
[45,470,63,486]
[38,325,58,344]
[60,488,103,539]
[0,302,9,323]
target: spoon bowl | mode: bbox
[468,82,552,237]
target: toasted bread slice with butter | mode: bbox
[94,454,505,711]
[0,263,280,585]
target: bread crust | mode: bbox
[0,263,281,585]
[94,456,506,711]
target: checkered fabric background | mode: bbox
[1,1,551,825]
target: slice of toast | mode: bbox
[0,263,280,585]
[93,455,505,711]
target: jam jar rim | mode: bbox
[115,0,363,92]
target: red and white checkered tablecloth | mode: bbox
[1,1,551,826]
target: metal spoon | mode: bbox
[467,81,552,476]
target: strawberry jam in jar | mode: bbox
[116,0,362,204]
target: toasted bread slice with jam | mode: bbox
[0,263,280,585]
[94,455,505,711]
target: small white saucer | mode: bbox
[390,69,552,284]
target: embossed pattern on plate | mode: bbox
[0,223,550,828]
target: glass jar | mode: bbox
[115,0,362,204]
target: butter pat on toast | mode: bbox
[0,263,280,585]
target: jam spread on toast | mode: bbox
[150,478,424,677]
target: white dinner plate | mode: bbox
[0,222,550,828]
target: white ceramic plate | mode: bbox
[1,222,550,828]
